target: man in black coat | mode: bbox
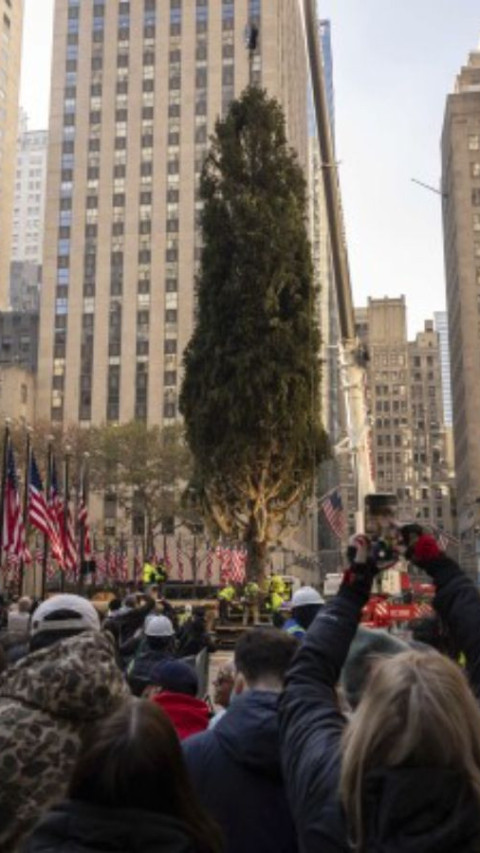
[183,628,299,853]
[279,532,480,853]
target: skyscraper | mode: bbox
[355,298,454,533]
[37,0,309,427]
[434,310,453,427]
[0,0,24,309]
[11,116,48,266]
[442,43,480,574]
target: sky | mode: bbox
[19,0,480,336]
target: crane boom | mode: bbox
[300,0,375,527]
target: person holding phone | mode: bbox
[280,532,480,853]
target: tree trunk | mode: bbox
[246,538,268,583]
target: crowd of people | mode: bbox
[1,528,480,851]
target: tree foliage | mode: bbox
[180,87,328,578]
[88,422,192,552]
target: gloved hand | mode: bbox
[342,535,378,594]
[400,527,456,584]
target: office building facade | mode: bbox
[356,297,454,533]
[11,121,48,266]
[442,44,480,574]
[0,0,23,309]
[37,0,308,427]
[434,310,453,427]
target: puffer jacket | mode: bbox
[23,800,196,853]
[0,631,130,853]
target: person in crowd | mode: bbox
[0,596,34,665]
[127,614,176,696]
[103,593,156,661]
[0,594,129,853]
[7,595,32,636]
[280,533,480,853]
[208,662,235,729]
[146,660,210,740]
[217,583,236,624]
[339,625,409,709]
[242,580,260,626]
[283,586,324,640]
[177,608,214,659]
[23,699,222,853]
[184,628,299,853]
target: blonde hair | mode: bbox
[340,650,480,851]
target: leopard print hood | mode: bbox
[0,630,127,720]
[0,631,130,852]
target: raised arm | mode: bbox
[279,539,374,853]
[407,532,480,697]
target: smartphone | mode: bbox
[365,493,398,566]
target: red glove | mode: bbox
[410,534,442,564]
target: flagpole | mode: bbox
[61,446,71,593]
[0,420,11,586]
[78,452,88,595]
[41,437,53,601]
[19,425,32,597]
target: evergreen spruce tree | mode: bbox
[180,87,327,580]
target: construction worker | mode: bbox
[217,583,236,624]
[142,560,157,585]
[283,586,325,640]
[242,580,260,626]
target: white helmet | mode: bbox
[291,586,324,608]
[31,594,100,635]
[145,615,175,637]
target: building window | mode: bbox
[468,134,480,151]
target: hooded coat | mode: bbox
[183,690,297,853]
[0,631,129,853]
[23,800,196,853]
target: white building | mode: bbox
[434,311,453,428]
[11,116,48,266]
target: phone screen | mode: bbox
[365,493,398,542]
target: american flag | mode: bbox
[320,488,346,540]
[49,461,65,566]
[29,453,64,561]
[220,546,233,584]
[1,445,30,563]
[78,497,93,560]
[231,547,247,585]
[96,550,106,581]
[62,499,78,573]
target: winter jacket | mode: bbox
[152,691,210,740]
[127,644,174,696]
[176,618,214,658]
[183,690,297,853]
[425,553,480,697]
[279,576,480,853]
[22,800,196,853]
[0,631,129,853]
[104,597,156,648]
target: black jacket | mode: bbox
[428,555,480,697]
[279,568,480,853]
[183,690,297,853]
[23,800,195,853]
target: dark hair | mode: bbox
[234,628,298,685]
[69,700,222,853]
